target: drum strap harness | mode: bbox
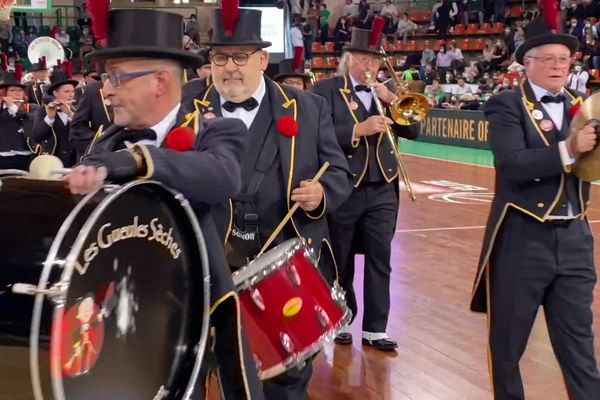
[226,130,279,269]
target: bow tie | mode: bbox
[541,94,566,104]
[123,128,157,143]
[354,84,370,92]
[222,97,259,112]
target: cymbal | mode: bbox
[572,92,600,182]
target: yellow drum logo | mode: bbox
[283,297,303,318]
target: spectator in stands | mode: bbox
[344,0,358,25]
[500,26,515,54]
[513,25,525,51]
[55,27,70,48]
[492,76,511,94]
[381,0,399,23]
[402,64,419,80]
[333,16,350,53]
[291,19,304,70]
[185,14,200,45]
[24,26,37,47]
[451,77,472,95]
[436,44,453,82]
[302,18,314,61]
[425,79,442,96]
[494,0,506,23]
[476,39,495,75]
[11,27,26,58]
[458,0,469,25]
[183,32,200,53]
[567,63,589,92]
[80,26,94,58]
[422,44,435,64]
[467,0,484,25]
[357,0,370,28]
[421,63,436,84]
[448,42,464,74]
[566,0,586,23]
[396,13,417,44]
[320,3,330,44]
[290,0,302,21]
[478,77,494,93]
[491,38,509,70]
[76,2,91,29]
[436,0,454,38]
[307,1,319,43]
[568,17,585,41]
[445,70,455,83]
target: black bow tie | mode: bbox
[541,94,566,104]
[222,97,259,112]
[354,84,370,92]
[122,128,157,143]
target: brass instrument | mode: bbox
[570,92,600,181]
[304,66,316,85]
[380,48,430,126]
[365,71,416,201]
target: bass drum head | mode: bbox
[48,182,208,400]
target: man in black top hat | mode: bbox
[25,60,49,106]
[63,7,263,400]
[273,58,312,91]
[312,18,419,352]
[191,3,352,399]
[30,69,78,167]
[182,48,211,106]
[470,9,600,400]
[0,73,37,170]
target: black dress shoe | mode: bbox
[361,337,398,351]
[334,332,353,345]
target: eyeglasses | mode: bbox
[525,55,573,66]
[101,70,157,87]
[210,49,260,66]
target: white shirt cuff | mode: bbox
[558,140,576,167]
[44,115,55,126]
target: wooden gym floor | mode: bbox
[306,142,600,400]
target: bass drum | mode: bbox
[0,178,209,400]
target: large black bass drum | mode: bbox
[0,177,210,400]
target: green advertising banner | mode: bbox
[417,109,491,150]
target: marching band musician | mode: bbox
[273,58,312,91]
[0,72,37,170]
[30,67,78,167]
[62,8,263,399]
[25,60,49,106]
[190,4,352,399]
[470,11,600,400]
[182,48,211,107]
[312,18,420,352]
[70,78,113,160]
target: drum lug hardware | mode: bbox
[287,265,301,286]
[102,184,120,193]
[251,289,265,311]
[315,306,331,329]
[11,281,67,300]
[280,333,294,354]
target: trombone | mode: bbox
[365,71,417,201]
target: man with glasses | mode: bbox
[62,8,264,400]
[312,22,419,352]
[192,4,352,400]
[470,14,600,400]
[273,58,312,91]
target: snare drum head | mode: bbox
[50,183,207,400]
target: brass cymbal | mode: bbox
[571,92,600,182]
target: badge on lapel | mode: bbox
[540,119,554,132]
[349,100,359,111]
[204,112,216,119]
[532,109,543,120]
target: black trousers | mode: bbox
[490,211,600,400]
[262,360,313,400]
[328,181,398,333]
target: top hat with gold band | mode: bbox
[201,0,271,48]
[515,0,579,64]
[85,8,203,67]
[343,17,385,56]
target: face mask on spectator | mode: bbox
[483,74,490,79]
[446,74,452,81]
[572,20,578,26]
[575,65,582,72]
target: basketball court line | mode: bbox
[397,220,600,233]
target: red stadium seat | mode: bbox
[324,42,335,52]
[453,24,465,35]
[394,41,404,51]
[480,23,493,34]
[466,23,479,35]
[312,57,325,68]
[326,57,338,67]
[492,22,505,34]
[474,38,485,51]
[312,42,323,53]
[434,39,445,51]
[461,38,472,50]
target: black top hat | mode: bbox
[202,7,271,48]
[30,62,48,72]
[0,72,26,89]
[195,48,210,68]
[274,59,309,82]
[343,17,386,56]
[86,9,203,67]
[515,13,579,64]
[47,69,79,94]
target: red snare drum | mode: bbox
[232,238,350,380]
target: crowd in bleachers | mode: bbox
[290,0,600,110]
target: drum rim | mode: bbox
[29,180,208,400]
[29,188,101,400]
[259,294,352,381]
[231,238,315,290]
[0,169,29,177]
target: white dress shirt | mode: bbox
[567,71,589,92]
[44,111,70,127]
[350,73,373,111]
[220,75,266,129]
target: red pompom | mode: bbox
[370,17,385,48]
[39,57,47,69]
[14,63,23,82]
[0,53,7,71]
[165,127,196,151]
[63,60,73,78]
[88,0,110,43]
[541,0,559,32]
[277,116,298,137]
[569,105,582,119]
[221,0,240,37]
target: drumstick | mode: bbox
[257,162,330,257]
